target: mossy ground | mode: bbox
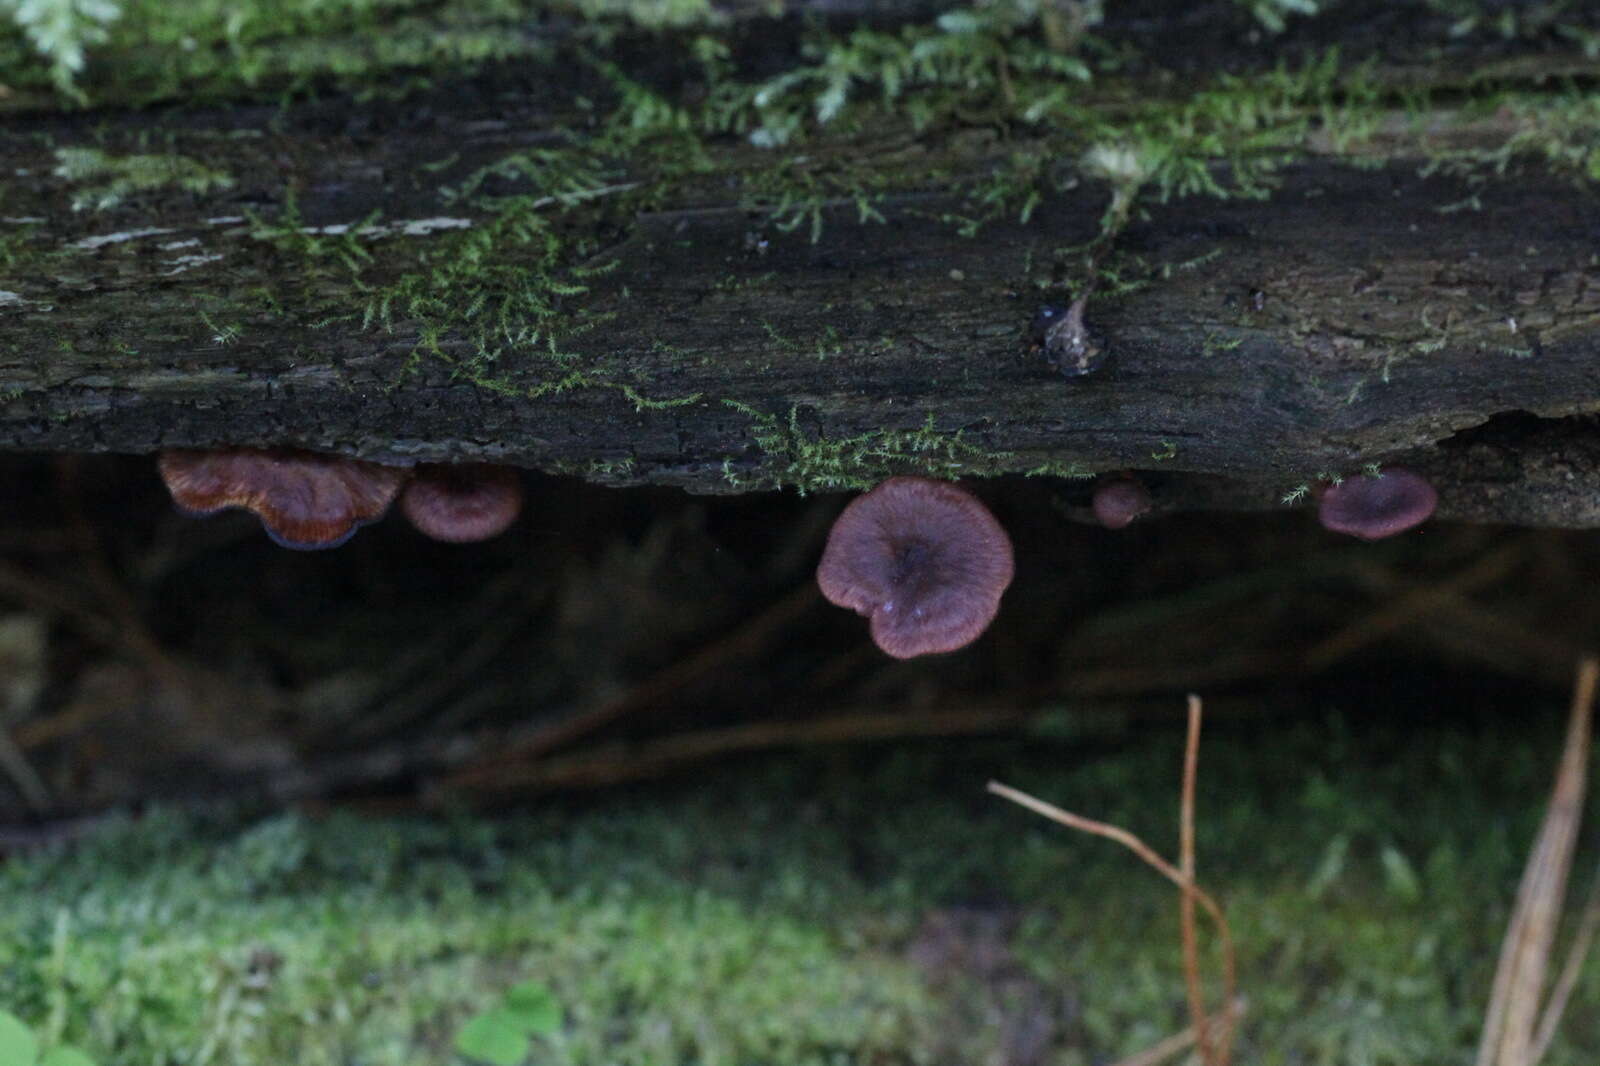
[4,695,1598,1065]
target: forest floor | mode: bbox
[3,688,1598,1065]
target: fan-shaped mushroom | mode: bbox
[1091,476,1152,529]
[1317,467,1437,540]
[816,476,1015,659]
[158,448,408,549]
[401,464,523,543]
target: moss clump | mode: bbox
[719,403,1092,492]
[0,0,562,106]
[1419,89,1600,186]
[721,404,1023,493]
[567,0,726,30]
[51,147,234,212]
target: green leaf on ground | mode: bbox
[500,982,561,1035]
[455,1008,531,1066]
[0,1011,38,1066]
[41,1046,98,1066]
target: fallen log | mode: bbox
[2,0,1597,524]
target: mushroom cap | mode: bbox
[1317,467,1437,540]
[1091,477,1152,529]
[158,448,408,549]
[816,476,1015,659]
[400,464,523,543]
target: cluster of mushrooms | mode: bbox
[815,467,1438,659]
[157,449,1439,660]
[157,448,524,547]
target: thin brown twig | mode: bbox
[1507,655,1595,1064]
[1179,694,1213,1066]
[985,781,1234,948]
[2,459,208,758]
[0,727,51,812]
[1340,560,1580,689]
[339,568,540,744]
[1529,852,1600,1064]
[1,514,192,752]
[0,559,120,649]
[0,558,191,751]
[1524,656,1599,1065]
[54,456,190,692]
[437,705,1031,800]
[1476,655,1597,1066]
[1109,998,1247,1066]
[1303,542,1524,672]
[986,764,1238,1060]
[439,581,822,790]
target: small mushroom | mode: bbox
[816,476,1015,659]
[1317,467,1437,540]
[1091,476,1152,529]
[400,464,523,543]
[158,447,409,549]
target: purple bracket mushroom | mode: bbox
[816,476,1015,659]
[158,448,409,549]
[1091,475,1152,529]
[400,464,523,543]
[1317,466,1438,540]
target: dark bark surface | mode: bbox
[3,3,1599,526]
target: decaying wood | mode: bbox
[2,6,1599,526]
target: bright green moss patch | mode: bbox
[720,404,1092,491]
[0,0,562,105]
[720,405,1014,493]
[3,701,1598,1065]
[1418,89,1600,186]
[51,148,234,212]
